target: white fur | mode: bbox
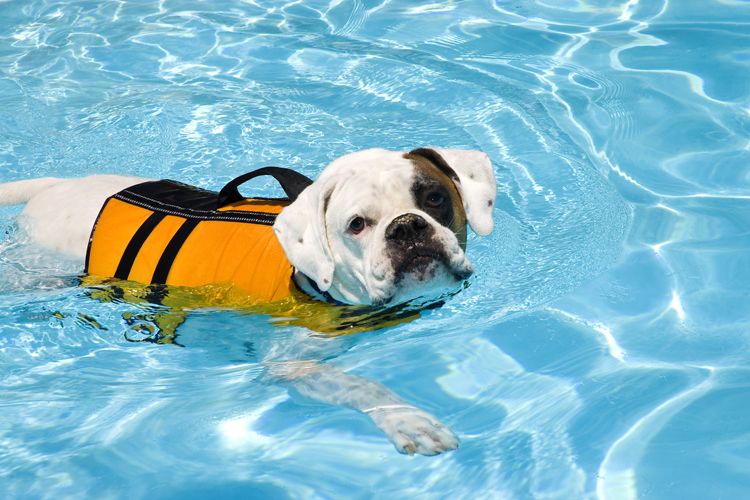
[0,175,148,257]
[432,148,497,236]
[0,177,65,205]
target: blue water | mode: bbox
[1,0,749,498]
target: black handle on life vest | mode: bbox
[216,167,314,208]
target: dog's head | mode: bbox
[273,148,496,305]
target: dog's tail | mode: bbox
[0,178,63,206]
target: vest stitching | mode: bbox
[114,192,278,225]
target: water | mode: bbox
[1,0,748,498]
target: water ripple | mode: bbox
[1,0,749,497]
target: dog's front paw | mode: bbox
[367,405,459,456]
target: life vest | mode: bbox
[84,167,313,303]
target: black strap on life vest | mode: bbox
[216,167,313,208]
[113,211,166,280]
[151,218,201,284]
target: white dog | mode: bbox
[0,147,496,455]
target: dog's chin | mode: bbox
[370,254,472,306]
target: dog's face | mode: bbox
[274,148,496,305]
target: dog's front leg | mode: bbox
[266,361,459,456]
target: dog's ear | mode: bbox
[410,148,496,236]
[273,180,335,291]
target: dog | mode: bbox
[0,147,496,455]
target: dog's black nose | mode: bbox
[385,213,429,242]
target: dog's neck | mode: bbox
[292,270,343,305]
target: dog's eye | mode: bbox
[348,216,366,234]
[425,192,445,208]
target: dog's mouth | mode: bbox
[395,251,441,276]
[393,248,472,283]
[371,249,472,306]
[373,235,474,307]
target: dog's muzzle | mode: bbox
[385,213,471,282]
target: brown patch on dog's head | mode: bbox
[403,149,468,249]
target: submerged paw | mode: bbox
[370,406,459,456]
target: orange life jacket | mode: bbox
[84,167,313,303]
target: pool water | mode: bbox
[1,0,749,498]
